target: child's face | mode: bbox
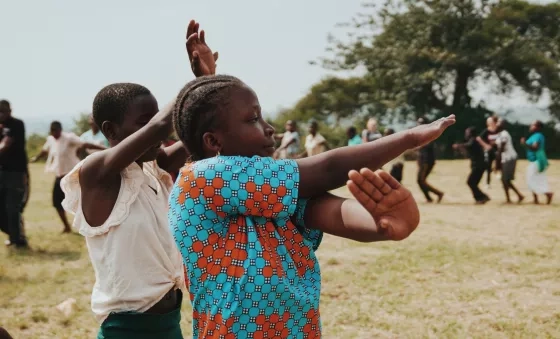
[50,127,62,139]
[108,94,162,162]
[308,124,317,135]
[212,85,276,158]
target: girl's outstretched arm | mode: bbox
[157,141,189,174]
[304,169,419,242]
[296,115,455,198]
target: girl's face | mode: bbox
[210,84,276,158]
[104,94,162,162]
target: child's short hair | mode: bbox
[173,75,243,161]
[92,83,151,129]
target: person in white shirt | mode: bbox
[300,120,328,157]
[274,120,300,159]
[495,118,524,204]
[80,114,109,154]
[60,19,214,338]
[30,121,105,232]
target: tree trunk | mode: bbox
[451,67,473,114]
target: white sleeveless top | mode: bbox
[60,159,185,323]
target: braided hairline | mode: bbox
[173,75,242,160]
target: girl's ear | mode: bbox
[202,131,222,156]
[101,121,118,141]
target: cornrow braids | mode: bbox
[173,75,243,161]
[92,83,151,129]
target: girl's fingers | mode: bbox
[200,30,206,44]
[376,170,401,190]
[349,170,384,202]
[213,51,219,62]
[186,33,199,47]
[360,168,389,192]
[347,180,377,212]
[186,20,195,39]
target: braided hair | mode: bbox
[173,75,243,161]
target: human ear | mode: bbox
[101,121,118,141]
[202,131,222,155]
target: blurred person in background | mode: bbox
[384,128,404,182]
[31,121,105,233]
[347,126,362,146]
[416,116,444,203]
[0,100,29,248]
[521,120,553,205]
[495,118,524,204]
[80,114,109,154]
[299,120,329,158]
[362,118,382,143]
[453,127,490,204]
[476,116,499,189]
[274,120,300,159]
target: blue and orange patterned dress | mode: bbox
[168,156,323,338]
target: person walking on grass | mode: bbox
[416,116,444,203]
[453,127,490,204]
[477,116,499,189]
[362,117,382,143]
[384,128,405,183]
[30,121,105,233]
[347,126,362,146]
[274,120,300,159]
[0,100,29,248]
[299,120,329,158]
[495,118,524,204]
[521,120,554,205]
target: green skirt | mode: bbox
[97,294,183,339]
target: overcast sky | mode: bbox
[0,0,553,134]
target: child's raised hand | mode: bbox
[410,115,456,148]
[347,169,420,241]
[186,20,218,77]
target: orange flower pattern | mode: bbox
[168,156,323,338]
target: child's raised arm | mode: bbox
[296,115,455,198]
[82,20,217,183]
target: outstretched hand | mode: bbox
[347,169,420,241]
[410,115,456,148]
[186,20,218,77]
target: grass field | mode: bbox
[1,160,559,339]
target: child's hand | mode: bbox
[410,115,456,148]
[347,169,420,241]
[186,20,218,77]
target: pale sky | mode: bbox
[0,0,552,134]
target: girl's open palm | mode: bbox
[186,20,218,77]
[347,169,420,240]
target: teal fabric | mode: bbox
[97,298,183,339]
[525,132,545,162]
[348,135,362,146]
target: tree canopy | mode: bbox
[313,0,560,120]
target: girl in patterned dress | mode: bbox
[167,75,456,338]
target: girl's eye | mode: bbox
[250,117,259,123]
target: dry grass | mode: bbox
[1,160,559,339]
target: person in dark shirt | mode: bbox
[416,116,444,203]
[453,126,490,204]
[0,100,29,247]
[476,116,499,188]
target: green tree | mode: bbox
[73,112,91,136]
[318,0,560,119]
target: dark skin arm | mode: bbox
[156,140,189,174]
[520,137,539,151]
[304,169,419,242]
[296,115,455,198]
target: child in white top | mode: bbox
[60,20,218,338]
